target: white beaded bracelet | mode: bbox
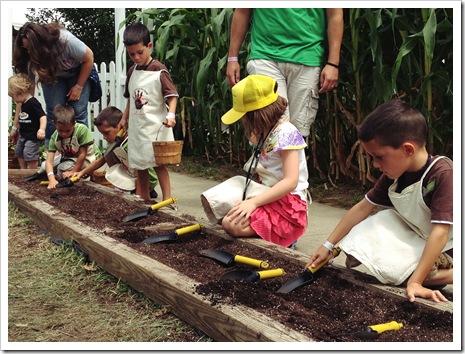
[323,240,334,251]
[47,172,54,177]
[166,112,176,119]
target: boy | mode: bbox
[73,106,159,197]
[8,73,46,169]
[119,23,179,202]
[45,104,100,189]
[307,100,453,303]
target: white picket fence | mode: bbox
[33,61,126,150]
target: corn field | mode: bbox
[125,8,453,187]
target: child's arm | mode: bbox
[37,114,46,140]
[164,96,178,128]
[73,156,105,179]
[45,151,59,189]
[10,104,21,145]
[406,223,451,303]
[118,99,130,131]
[306,198,376,268]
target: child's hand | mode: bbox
[306,245,331,269]
[406,282,448,303]
[61,170,74,179]
[37,128,45,140]
[9,130,19,144]
[225,198,257,226]
[47,179,59,189]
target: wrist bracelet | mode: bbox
[227,56,239,62]
[323,240,334,251]
[166,112,176,119]
[74,83,84,89]
[47,172,54,177]
[11,126,19,132]
[326,62,339,69]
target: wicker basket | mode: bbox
[152,141,184,166]
[92,169,114,188]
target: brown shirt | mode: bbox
[366,156,453,223]
[123,59,178,99]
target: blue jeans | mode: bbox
[42,73,91,144]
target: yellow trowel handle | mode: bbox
[257,268,285,280]
[150,197,177,211]
[175,223,202,236]
[308,246,341,273]
[234,255,270,269]
[39,176,80,186]
[369,321,403,334]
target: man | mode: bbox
[226,8,344,139]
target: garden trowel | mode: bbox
[142,223,202,244]
[353,321,404,340]
[199,249,270,269]
[276,247,341,293]
[219,268,285,282]
[39,176,80,188]
[122,197,177,222]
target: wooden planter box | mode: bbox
[8,169,453,343]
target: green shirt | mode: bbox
[49,123,101,160]
[249,8,327,66]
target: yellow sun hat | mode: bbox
[221,74,279,125]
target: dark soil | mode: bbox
[8,175,453,342]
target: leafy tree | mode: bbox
[25,8,139,64]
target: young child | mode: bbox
[73,106,159,197]
[8,73,46,169]
[307,99,453,303]
[119,23,179,202]
[45,104,100,189]
[220,74,309,247]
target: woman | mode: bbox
[13,22,94,147]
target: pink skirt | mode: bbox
[249,193,308,247]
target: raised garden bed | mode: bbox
[8,170,454,343]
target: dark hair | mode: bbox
[94,106,123,128]
[123,23,151,46]
[242,95,287,139]
[53,104,75,125]
[358,99,427,149]
[13,22,62,83]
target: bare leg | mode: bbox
[154,166,171,200]
[135,169,151,201]
[423,268,453,286]
[222,216,256,237]
[26,160,39,169]
[18,157,27,169]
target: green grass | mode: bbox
[8,202,211,343]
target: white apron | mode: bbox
[105,137,137,191]
[127,67,174,169]
[340,157,453,285]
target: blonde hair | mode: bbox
[8,73,32,97]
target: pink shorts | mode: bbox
[250,193,308,247]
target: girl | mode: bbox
[221,74,309,247]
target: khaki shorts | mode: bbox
[247,59,320,137]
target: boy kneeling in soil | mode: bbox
[307,99,453,303]
[45,104,100,189]
[72,106,158,198]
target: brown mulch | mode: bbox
[8,175,453,342]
